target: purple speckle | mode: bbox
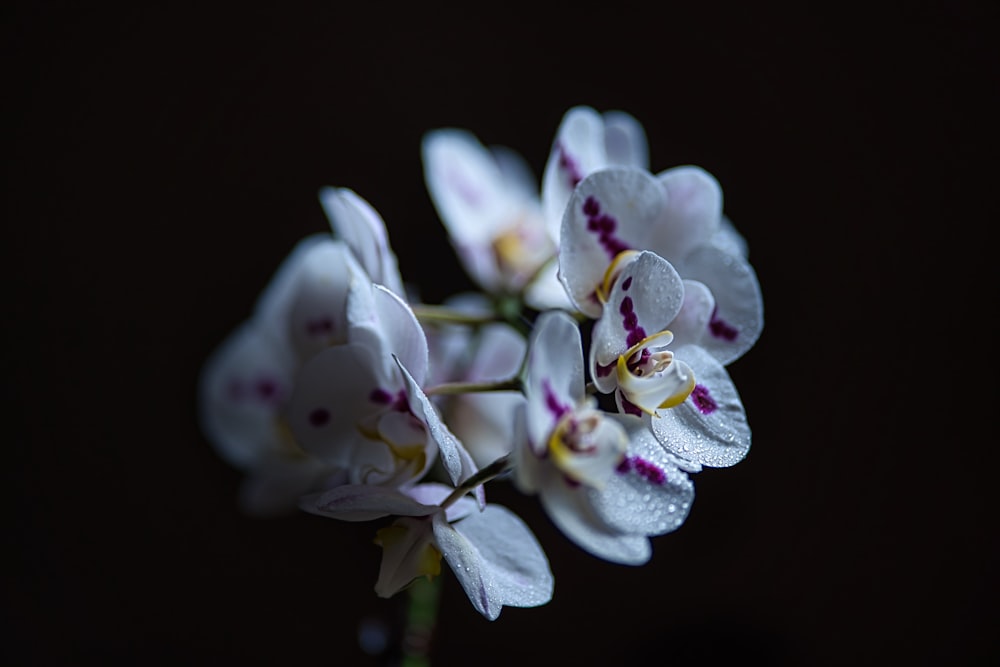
[542,380,570,419]
[621,276,632,291]
[708,307,739,342]
[582,196,631,259]
[691,384,718,414]
[616,455,666,485]
[370,388,409,412]
[369,388,392,404]
[557,142,584,188]
[309,408,330,427]
[619,296,646,348]
[306,317,335,336]
[255,378,279,400]
[228,377,282,405]
[619,393,643,417]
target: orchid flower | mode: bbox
[286,278,479,493]
[421,128,571,310]
[588,250,696,417]
[300,482,553,621]
[559,165,764,365]
[197,234,368,515]
[514,310,694,565]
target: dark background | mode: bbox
[5,3,997,665]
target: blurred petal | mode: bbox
[524,310,585,452]
[300,484,438,522]
[603,110,649,169]
[650,166,723,262]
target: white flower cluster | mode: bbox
[199,106,763,620]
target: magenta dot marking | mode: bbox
[582,196,631,259]
[708,307,739,341]
[557,142,584,188]
[691,384,718,414]
[306,317,335,336]
[616,455,666,485]
[309,408,330,427]
[542,379,570,419]
[621,276,632,291]
[619,392,642,417]
[619,296,646,348]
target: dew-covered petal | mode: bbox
[524,310,585,452]
[539,475,651,565]
[649,345,751,468]
[300,483,439,522]
[348,281,429,386]
[603,110,649,169]
[587,415,694,536]
[649,166,723,263]
[198,321,297,469]
[434,504,554,621]
[396,356,478,494]
[374,517,440,598]
[319,186,405,298]
[253,235,363,360]
[589,251,684,387]
[676,245,763,366]
[286,343,384,465]
[558,167,668,318]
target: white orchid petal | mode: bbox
[540,475,651,565]
[589,415,694,536]
[434,505,554,620]
[541,106,606,236]
[678,245,764,366]
[603,110,649,169]
[668,280,716,349]
[650,345,751,468]
[650,166,723,262]
[348,280,428,385]
[319,186,406,297]
[524,310,586,452]
[300,484,438,522]
[558,167,667,317]
[198,321,297,469]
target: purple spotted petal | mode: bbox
[649,344,751,468]
[524,310,586,453]
[541,106,606,236]
[676,245,764,366]
[198,321,297,469]
[588,415,694,536]
[558,167,668,318]
[589,251,685,393]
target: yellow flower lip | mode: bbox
[596,250,641,304]
[614,330,696,415]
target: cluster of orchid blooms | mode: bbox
[199,106,763,620]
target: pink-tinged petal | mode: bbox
[588,415,694,536]
[395,356,479,498]
[677,245,764,366]
[253,235,363,360]
[524,311,585,453]
[649,166,723,262]
[286,343,384,465]
[539,473,652,565]
[650,345,751,468]
[589,251,684,384]
[434,505,554,621]
[319,186,405,298]
[374,517,440,598]
[198,321,297,469]
[667,280,716,350]
[422,129,518,246]
[603,110,649,169]
[238,456,335,518]
[558,167,668,318]
[300,484,439,522]
[541,106,606,236]
[348,281,429,386]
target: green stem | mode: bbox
[424,377,523,396]
[439,455,513,510]
[410,304,500,326]
[400,576,441,667]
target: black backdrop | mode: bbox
[6,4,997,666]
